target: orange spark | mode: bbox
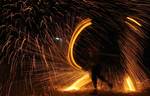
[67,18,92,70]
[63,72,91,91]
[63,18,92,91]
[127,17,142,27]
[124,76,136,92]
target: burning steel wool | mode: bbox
[64,17,148,92]
[0,0,150,96]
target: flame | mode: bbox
[67,18,92,70]
[63,73,91,91]
[124,76,136,92]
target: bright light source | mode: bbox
[55,37,61,40]
[67,18,92,70]
[124,75,136,92]
[63,73,91,91]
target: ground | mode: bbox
[61,89,150,96]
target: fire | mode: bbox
[63,73,91,91]
[124,76,136,92]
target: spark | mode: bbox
[65,16,148,92]
[125,21,139,31]
[120,16,148,92]
[64,18,92,91]
[124,75,136,92]
[63,72,91,91]
[127,17,142,27]
[67,18,92,70]
[0,0,150,95]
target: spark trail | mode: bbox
[0,0,150,96]
[67,18,92,70]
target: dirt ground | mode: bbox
[61,89,150,96]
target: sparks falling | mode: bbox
[0,0,150,96]
[63,72,91,91]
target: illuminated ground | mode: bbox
[60,89,150,96]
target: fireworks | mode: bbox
[0,0,150,96]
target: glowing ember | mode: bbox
[63,73,91,91]
[124,76,136,92]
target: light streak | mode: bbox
[63,72,91,91]
[124,76,136,92]
[67,18,92,70]
[127,17,142,27]
[1,1,150,95]
[65,16,147,92]
[121,16,148,92]
[125,21,139,31]
[64,18,92,91]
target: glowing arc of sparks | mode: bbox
[67,18,92,70]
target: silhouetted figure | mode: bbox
[86,47,113,91]
[91,64,113,90]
